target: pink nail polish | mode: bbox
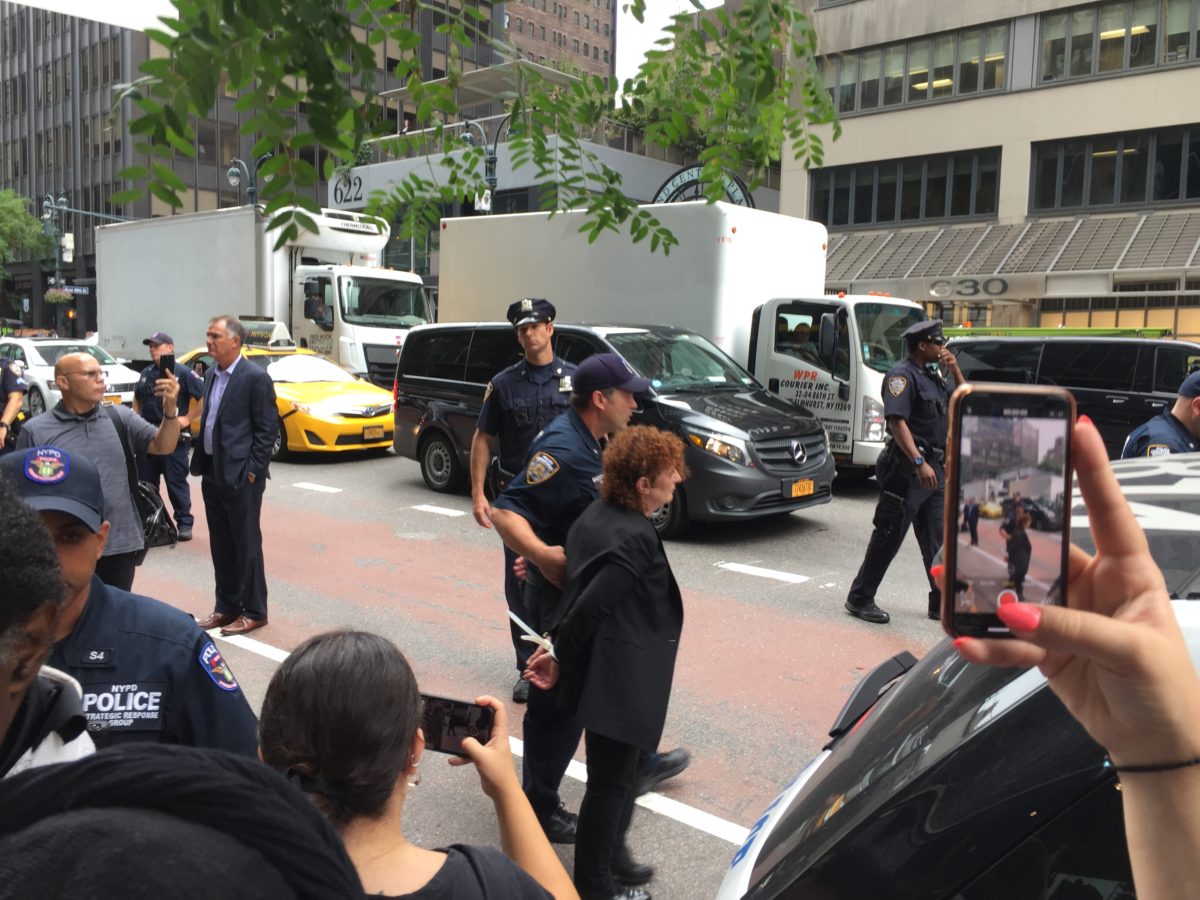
[952,637,971,651]
[1078,414,1094,428]
[930,564,944,579]
[997,602,1041,632]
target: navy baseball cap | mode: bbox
[1180,370,1200,398]
[143,331,174,346]
[506,298,556,328]
[573,353,651,396]
[902,318,944,343]
[0,446,105,533]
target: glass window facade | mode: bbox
[1040,0,1199,82]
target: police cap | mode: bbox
[1179,370,1200,398]
[506,298,556,328]
[0,446,104,533]
[573,353,651,395]
[143,331,174,346]
[902,318,945,344]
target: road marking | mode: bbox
[413,504,467,517]
[717,562,810,584]
[212,630,748,846]
[293,482,342,494]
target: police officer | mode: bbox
[134,332,205,541]
[846,318,963,624]
[1,445,259,754]
[1121,370,1200,458]
[470,298,576,704]
[0,353,27,455]
[490,353,644,846]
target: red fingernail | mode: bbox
[997,602,1041,632]
[1078,415,1093,427]
[930,564,944,579]
[952,637,972,651]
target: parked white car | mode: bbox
[0,337,142,415]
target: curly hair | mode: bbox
[600,426,688,512]
[0,475,66,666]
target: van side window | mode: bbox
[772,301,827,368]
[464,328,522,385]
[1154,344,1200,394]
[952,341,1042,384]
[554,333,600,365]
[402,331,470,382]
[1037,343,1138,391]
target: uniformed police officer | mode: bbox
[134,332,205,541]
[0,354,27,455]
[1121,370,1200,458]
[846,318,964,624]
[470,298,576,704]
[490,353,644,845]
[1,445,259,754]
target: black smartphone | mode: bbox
[419,693,494,756]
[942,384,1075,639]
[158,353,176,378]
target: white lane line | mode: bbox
[293,482,342,494]
[717,562,810,584]
[413,504,467,517]
[212,630,748,845]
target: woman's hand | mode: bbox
[450,696,519,799]
[523,646,560,691]
[953,417,1200,767]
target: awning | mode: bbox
[381,60,579,111]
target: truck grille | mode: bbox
[363,344,400,387]
[106,382,136,393]
[753,433,827,474]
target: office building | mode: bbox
[504,0,617,76]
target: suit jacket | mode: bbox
[190,357,277,489]
[964,503,980,527]
[554,499,683,751]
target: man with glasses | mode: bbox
[845,319,963,625]
[16,352,182,591]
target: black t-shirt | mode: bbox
[376,844,552,900]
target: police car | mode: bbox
[0,337,142,414]
[718,453,1200,899]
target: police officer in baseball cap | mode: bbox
[1121,368,1200,457]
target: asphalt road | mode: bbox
[135,450,945,899]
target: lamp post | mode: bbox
[41,193,68,291]
[461,115,511,214]
[226,153,273,206]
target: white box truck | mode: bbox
[437,202,927,473]
[97,206,430,384]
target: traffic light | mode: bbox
[66,304,76,320]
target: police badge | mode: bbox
[887,376,908,397]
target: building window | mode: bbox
[810,148,1002,227]
[1031,123,1200,211]
[1039,0,1198,83]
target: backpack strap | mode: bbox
[103,405,140,499]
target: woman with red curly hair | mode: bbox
[525,425,687,900]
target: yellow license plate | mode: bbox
[104,394,122,405]
[789,478,815,498]
[363,425,385,441]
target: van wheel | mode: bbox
[420,433,464,493]
[649,488,689,539]
[271,417,288,461]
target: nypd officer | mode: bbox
[846,318,963,624]
[0,353,26,454]
[470,298,576,704]
[1121,370,1200,458]
[1,445,259,754]
[134,332,205,541]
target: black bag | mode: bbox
[104,406,178,565]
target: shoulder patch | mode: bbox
[199,641,240,692]
[525,451,560,485]
[887,375,908,398]
[1146,444,1172,457]
[483,381,494,402]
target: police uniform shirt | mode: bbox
[1121,408,1200,458]
[1,357,27,404]
[135,361,204,427]
[882,357,950,452]
[477,356,576,473]
[493,407,602,549]
[47,575,259,756]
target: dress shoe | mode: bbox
[195,611,238,630]
[613,849,654,886]
[538,804,578,844]
[845,601,890,624]
[636,748,690,796]
[220,615,268,636]
[581,888,651,900]
[512,677,530,704]
[177,525,193,541]
[927,609,941,620]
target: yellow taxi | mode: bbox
[179,346,393,459]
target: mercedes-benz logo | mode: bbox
[790,438,807,465]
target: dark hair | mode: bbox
[258,631,422,828]
[0,475,66,665]
[211,315,247,346]
[571,385,613,412]
[600,425,688,512]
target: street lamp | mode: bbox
[460,116,512,214]
[226,153,273,206]
[41,193,68,288]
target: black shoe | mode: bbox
[613,852,654,887]
[845,601,890,624]
[177,525,192,542]
[539,805,577,844]
[582,890,650,900]
[636,748,690,796]
[512,677,530,704]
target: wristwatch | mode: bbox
[912,454,925,467]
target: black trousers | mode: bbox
[504,545,532,671]
[95,551,139,592]
[138,441,193,528]
[575,731,640,898]
[201,476,268,621]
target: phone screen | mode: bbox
[159,353,176,377]
[943,385,1074,638]
[419,693,494,756]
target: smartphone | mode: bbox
[942,384,1075,639]
[419,693,494,756]
[158,353,176,378]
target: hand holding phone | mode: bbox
[158,353,176,378]
[420,693,495,757]
[941,384,1074,639]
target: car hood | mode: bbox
[653,386,822,440]
[273,381,392,415]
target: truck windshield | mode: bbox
[339,276,430,329]
[605,330,755,392]
[854,303,928,374]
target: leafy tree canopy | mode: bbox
[0,189,53,284]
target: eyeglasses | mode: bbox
[63,369,105,380]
